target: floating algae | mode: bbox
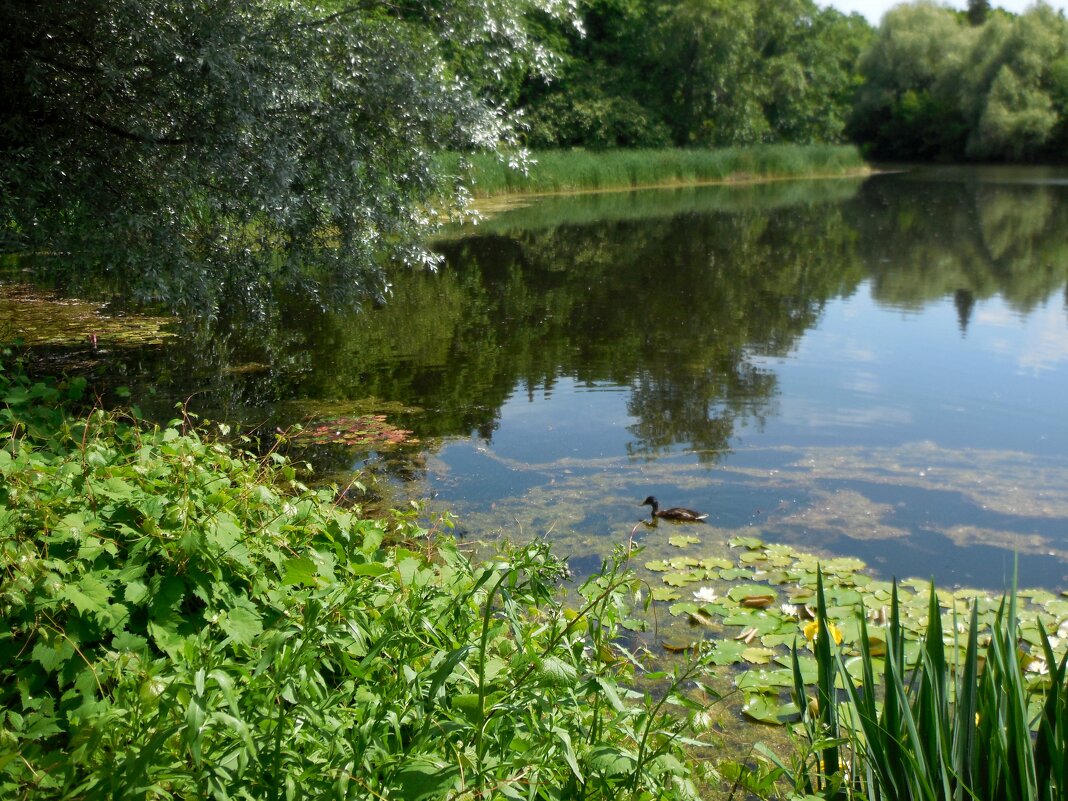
[0,283,175,347]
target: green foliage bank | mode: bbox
[0,363,708,800]
[851,1,1068,161]
[519,0,870,149]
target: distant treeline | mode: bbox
[516,0,1068,162]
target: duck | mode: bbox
[641,495,707,522]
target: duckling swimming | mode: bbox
[641,495,707,522]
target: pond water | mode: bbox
[46,166,1068,591]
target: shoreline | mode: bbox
[466,165,877,217]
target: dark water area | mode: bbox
[22,166,1068,591]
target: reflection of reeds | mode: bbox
[777,569,1068,800]
[439,145,867,199]
[435,173,865,238]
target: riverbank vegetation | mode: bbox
[8,0,1068,311]
[0,361,714,799]
[445,145,866,198]
[518,0,1068,163]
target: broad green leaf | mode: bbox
[61,575,111,617]
[220,603,263,645]
[590,745,636,776]
[393,760,460,801]
[207,512,242,552]
[124,580,149,605]
[283,557,318,586]
[32,639,75,673]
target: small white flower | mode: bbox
[693,586,718,603]
[780,603,799,617]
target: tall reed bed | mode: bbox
[771,569,1068,800]
[441,145,866,198]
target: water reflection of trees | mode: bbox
[106,171,1068,467]
[854,175,1068,324]
[117,197,863,462]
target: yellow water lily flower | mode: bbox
[803,620,843,646]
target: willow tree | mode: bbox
[848,1,973,159]
[0,0,576,313]
[650,0,869,147]
[959,5,1068,159]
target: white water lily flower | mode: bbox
[780,603,799,617]
[1026,657,1050,676]
[693,586,718,603]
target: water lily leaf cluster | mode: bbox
[645,534,1068,724]
[0,284,175,347]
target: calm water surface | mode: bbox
[118,166,1068,590]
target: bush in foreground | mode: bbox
[0,363,705,800]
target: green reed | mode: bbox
[774,569,1068,801]
[441,145,866,198]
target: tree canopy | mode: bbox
[849,1,1068,161]
[518,0,871,148]
[0,0,577,313]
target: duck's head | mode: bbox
[640,496,658,510]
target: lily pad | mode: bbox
[741,693,797,725]
[708,639,749,665]
[669,602,699,617]
[650,587,681,602]
[668,534,701,548]
[739,551,769,564]
[663,571,704,587]
[728,585,779,604]
[720,568,756,581]
[741,646,776,664]
[699,557,734,570]
[292,415,417,449]
[736,668,797,690]
[722,611,787,635]
[761,631,801,648]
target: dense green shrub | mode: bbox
[0,362,704,800]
